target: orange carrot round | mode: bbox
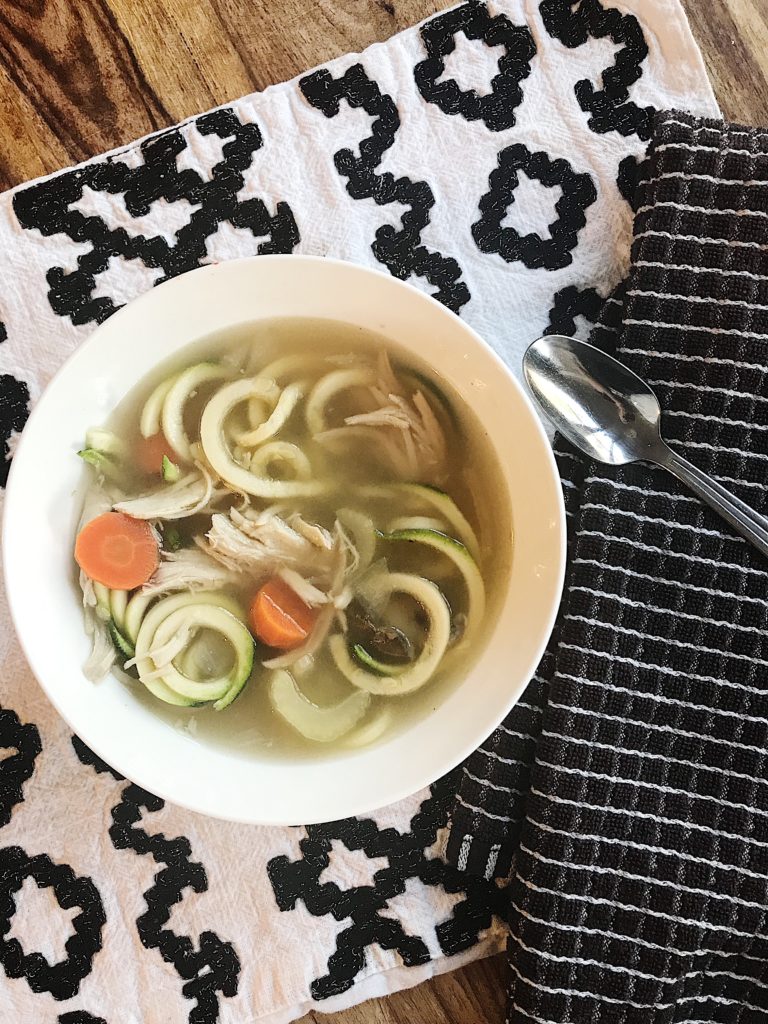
[249,577,319,650]
[75,512,159,590]
[136,432,176,475]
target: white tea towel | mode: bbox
[0,2,717,1022]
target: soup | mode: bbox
[73,318,511,757]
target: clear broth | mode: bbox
[102,317,513,760]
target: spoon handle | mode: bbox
[655,443,768,560]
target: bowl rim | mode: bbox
[3,254,566,824]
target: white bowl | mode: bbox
[3,256,565,825]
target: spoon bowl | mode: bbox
[523,334,663,465]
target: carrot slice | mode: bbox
[75,512,159,590]
[249,577,320,650]
[136,432,176,475]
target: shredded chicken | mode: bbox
[315,426,414,478]
[80,569,97,612]
[345,387,446,481]
[82,606,117,683]
[277,568,329,607]
[79,549,117,682]
[335,521,360,579]
[311,352,447,482]
[143,626,192,676]
[262,521,352,669]
[346,406,411,430]
[200,507,337,580]
[289,514,333,550]
[114,469,219,521]
[143,548,237,596]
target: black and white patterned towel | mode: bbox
[447,111,768,1022]
[0,2,718,1021]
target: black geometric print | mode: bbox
[414,0,536,131]
[12,108,299,327]
[111,787,241,1023]
[72,738,240,1024]
[0,709,41,827]
[300,64,470,313]
[617,152,644,209]
[0,847,106,1000]
[0,373,30,488]
[71,735,124,781]
[0,720,103,1003]
[267,769,506,1000]
[544,283,603,336]
[540,0,655,140]
[59,1013,107,1024]
[472,144,597,270]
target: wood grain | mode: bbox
[0,1,767,1022]
[682,0,768,125]
[1,0,766,190]
[0,0,169,176]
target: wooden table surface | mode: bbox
[2,1,767,1022]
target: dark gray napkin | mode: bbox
[448,109,768,1022]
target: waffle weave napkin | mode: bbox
[0,2,718,1022]
[447,110,768,1022]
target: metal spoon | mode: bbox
[523,334,768,559]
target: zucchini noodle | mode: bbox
[270,669,370,742]
[162,363,231,461]
[330,573,451,695]
[305,368,377,435]
[200,378,323,498]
